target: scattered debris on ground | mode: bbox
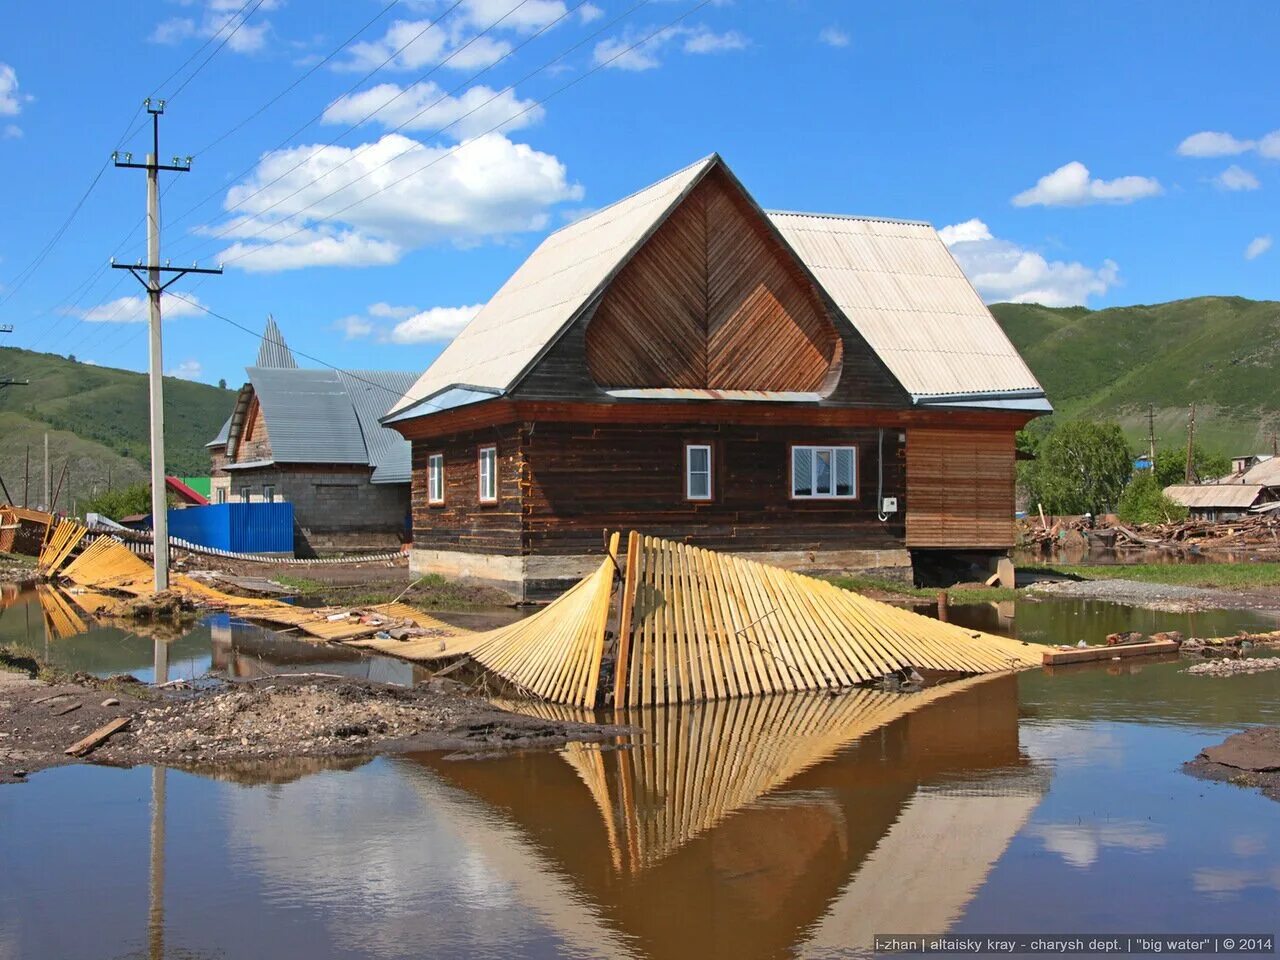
[1020,513,1280,554]
[1,662,620,784]
[1186,658,1280,677]
[1029,577,1279,612]
[1185,727,1280,802]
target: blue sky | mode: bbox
[0,0,1276,388]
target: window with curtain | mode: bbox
[791,445,857,499]
[478,446,497,502]
[685,443,713,500]
[428,453,444,505]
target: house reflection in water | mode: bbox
[404,672,1045,960]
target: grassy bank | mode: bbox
[274,572,509,610]
[1031,562,1280,591]
[826,575,1020,605]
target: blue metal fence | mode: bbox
[166,503,294,554]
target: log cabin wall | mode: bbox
[905,427,1017,549]
[410,423,523,555]
[519,420,906,557]
[234,393,273,463]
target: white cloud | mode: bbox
[150,0,279,54]
[1260,131,1280,160]
[214,132,582,272]
[1245,235,1272,261]
[1177,131,1255,157]
[334,301,483,343]
[389,303,483,343]
[1027,821,1165,870]
[339,18,513,73]
[593,24,749,71]
[166,359,204,381]
[0,63,27,116]
[1215,164,1260,191]
[578,3,604,24]
[321,82,543,140]
[818,26,850,48]
[1012,161,1162,207]
[70,292,207,323]
[941,218,1119,306]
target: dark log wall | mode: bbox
[411,424,523,554]
[905,427,1016,548]
[519,421,905,556]
[584,168,841,393]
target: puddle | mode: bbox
[3,585,1280,958]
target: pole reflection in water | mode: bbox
[149,766,167,960]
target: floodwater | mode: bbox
[3,586,1280,959]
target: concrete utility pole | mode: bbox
[1185,404,1197,485]
[43,433,49,511]
[112,100,221,591]
[1146,404,1156,466]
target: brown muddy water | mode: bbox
[2,587,1280,959]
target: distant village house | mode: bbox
[208,318,418,552]
[382,155,1050,600]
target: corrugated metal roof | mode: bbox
[605,388,823,403]
[257,315,299,368]
[1239,458,1280,487]
[767,212,1045,400]
[207,414,232,448]
[387,155,717,416]
[1164,484,1265,509]
[247,367,369,466]
[334,370,420,483]
[223,458,276,471]
[382,386,500,425]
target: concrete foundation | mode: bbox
[411,546,913,603]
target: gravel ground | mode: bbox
[1185,726,1280,802]
[1186,657,1280,676]
[1030,577,1280,613]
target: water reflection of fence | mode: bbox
[505,675,1011,873]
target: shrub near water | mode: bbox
[1117,472,1189,525]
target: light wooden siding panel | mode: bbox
[585,185,708,388]
[905,428,1015,548]
[585,170,840,392]
[704,174,839,391]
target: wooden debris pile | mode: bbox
[1019,512,1280,552]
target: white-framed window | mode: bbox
[478,445,498,503]
[239,486,252,503]
[262,484,275,503]
[685,443,713,501]
[791,445,857,499]
[215,487,227,505]
[427,453,445,505]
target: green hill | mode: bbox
[991,296,1280,456]
[0,347,235,510]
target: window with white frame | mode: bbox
[478,445,498,503]
[239,486,252,503]
[428,453,444,505]
[791,445,857,499]
[262,484,275,503]
[685,443,713,501]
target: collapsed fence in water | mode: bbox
[32,515,1039,708]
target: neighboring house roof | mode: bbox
[1164,484,1265,509]
[207,415,232,448]
[233,367,417,483]
[257,315,299,368]
[1238,457,1280,487]
[387,153,1046,421]
[165,476,209,505]
[767,212,1043,401]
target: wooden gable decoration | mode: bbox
[584,166,843,392]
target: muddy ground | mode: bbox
[1185,726,1280,802]
[0,667,621,785]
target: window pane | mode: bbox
[793,447,812,496]
[815,449,833,495]
[688,472,709,499]
[836,448,855,497]
[688,446,709,474]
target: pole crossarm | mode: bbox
[111,262,224,292]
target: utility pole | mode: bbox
[1185,403,1197,485]
[0,323,30,389]
[1146,404,1156,466]
[22,445,29,508]
[43,433,49,511]
[112,100,221,591]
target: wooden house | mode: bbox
[209,318,419,553]
[383,155,1049,599]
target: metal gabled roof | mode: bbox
[1164,484,1265,509]
[386,155,718,417]
[246,367,369,466]
[766,211,1045,401]
[207,413,232,448]
[334,370,421,483]
[257,315,299,368]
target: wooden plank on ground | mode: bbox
[65,717,130,756]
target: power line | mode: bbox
[167,0,269,102]
[203,0,695,272]
[174,0,655,266]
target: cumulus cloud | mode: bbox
[0,63,28,116]
[1012,161,1162,207]
[1215,165,1260,191]
[1026,821,1166,870]
[1260,132,1280,160]
[150,0,280,54]
[593,24,749,71]
[1245,235,1272,261]
[818,26,850,48]
[166,359,204,381]
[1177,131,1255,157]
[70,292,207,323]
[940,218,1119,306]
[335,301,483,343]
[321,82,543,140]
[213,132,582,272]
[339,18,513,73]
